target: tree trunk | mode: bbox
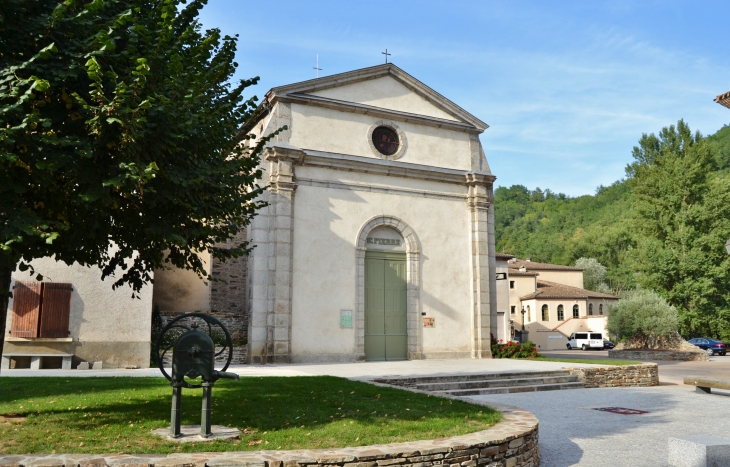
[0,265,12,376]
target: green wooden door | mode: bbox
[365,251,407,361]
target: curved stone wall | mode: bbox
[0,403,540,467]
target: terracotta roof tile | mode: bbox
[519,279,619,300]
[495,253,515,260]
[508,268,539,277]
[509,259,583,271]
[716,90,730,109]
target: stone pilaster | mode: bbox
[487,201,498,343]
[257,145,303,363]
[466,173,496,358]
[245,191,271,363]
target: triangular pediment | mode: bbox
[265,64,488,131]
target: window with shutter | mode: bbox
[9,281,72,339]
[39,283,72,338]
[10,281,42,338]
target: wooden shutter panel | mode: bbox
[10,281,42,338]
[38,283,72,338]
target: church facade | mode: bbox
[3,64,499,369]
[244,64,498,363]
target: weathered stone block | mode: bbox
[668,435,730,467]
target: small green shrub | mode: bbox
[607,288,679,347]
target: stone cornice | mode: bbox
[279,93,482,134]
[264,63,489,131]
[264,145,496,187]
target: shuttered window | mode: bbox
[9,281,42,338]
[10,281,72,338]
[38,283,73,338]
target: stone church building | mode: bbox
[4,64,499,368]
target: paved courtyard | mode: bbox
[1,358,607,379]
[468,385,730,467]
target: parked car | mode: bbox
[567,332,604,350]
[603,339,615,350]
[688,338,727,356]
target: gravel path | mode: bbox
[468,385,730,467]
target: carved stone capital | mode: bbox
[265,145,304,193]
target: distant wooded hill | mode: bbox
[495,123,730,292]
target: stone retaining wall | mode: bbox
[608,349,709,362]
[0,403,540,467]
[567,364,659,388]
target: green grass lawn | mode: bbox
[0,376,500,455]
[525,357,641,365]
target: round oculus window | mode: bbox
[372,126,399,156]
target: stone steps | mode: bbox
[376,370,586,395]
[435,381,586,396]
[416,375,581,391]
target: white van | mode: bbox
[567,332,604,350]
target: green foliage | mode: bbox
[495,180,636,291]
[495,120,730,338]
[0,0,273,293]
[628,120,730,339]
[606,288,679,346]
[706,124,730,171]
[574,257,607,291]
[0,376,501,453]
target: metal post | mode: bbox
[170,383,183,438]
[201,382,213,438]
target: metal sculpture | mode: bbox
[155,313,239,438]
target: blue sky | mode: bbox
[198,1,730,196]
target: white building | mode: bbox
[244,64,498,363]
[501,258,618,350]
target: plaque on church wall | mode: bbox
[366,226,405,251]
[340,309,353,328]
[423,317,435,328]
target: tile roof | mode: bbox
[509,259,583,271]
[496,253,515,260]
[508,268,539,277]
[716,90,730,109]
[519,279,619,300]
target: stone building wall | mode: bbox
[158,227,250,365]
[209,229,249,331]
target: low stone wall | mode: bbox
[0,403,540,467]
[608,349,709,362]
[567,364,659,388]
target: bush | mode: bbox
[490,334,540,358]
[606,288,679,347]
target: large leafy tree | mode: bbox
[627,120,730,339]
[0,0,272,367]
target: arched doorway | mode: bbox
[364,226,407,360]
[356,216,421,361]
